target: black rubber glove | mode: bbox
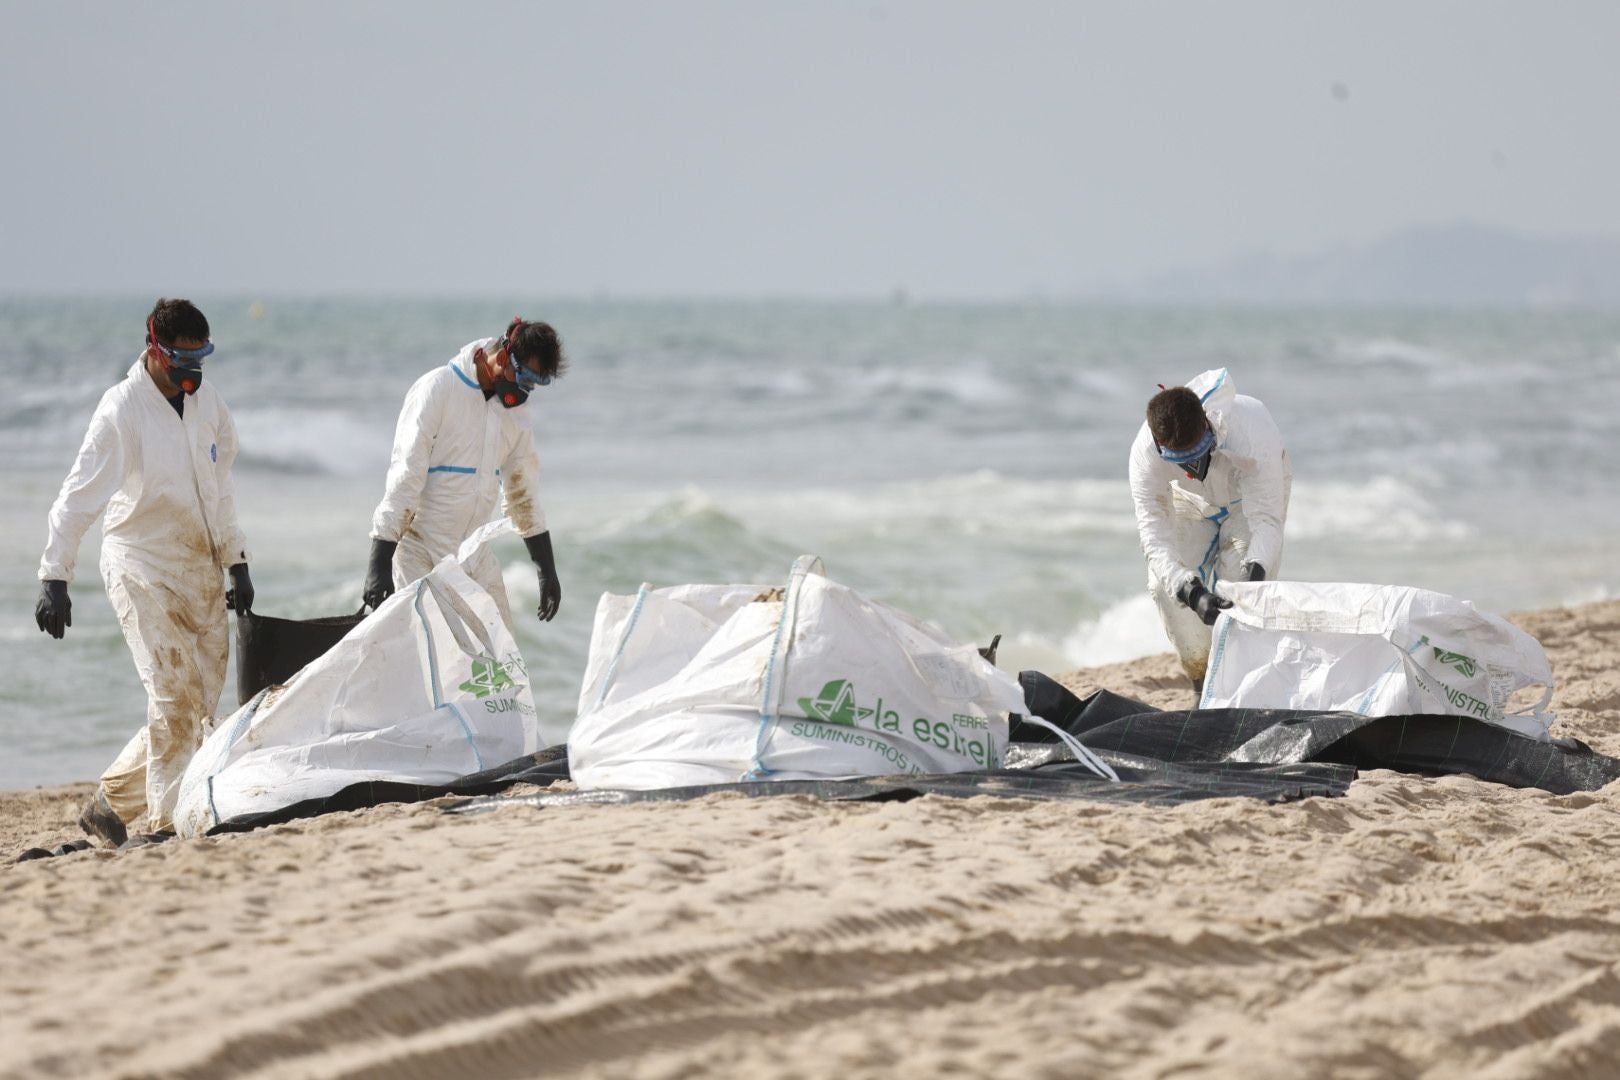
[226,563,254,614]
[523,531,562,622]
[363,539,398,611]
[1242,562,1266,582]
[35,580,70,639]
[1175,577,1231,627]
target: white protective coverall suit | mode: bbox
[1128,368,1292,685]
[371,339,549,628]
[39,358,248,832]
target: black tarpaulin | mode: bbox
[442,759,1356,816]
[1013,673,1620,795]
[205,747,573,834]
[197,674,1620,835]
[235,609,366,706]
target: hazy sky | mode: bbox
[5,1,1619,297]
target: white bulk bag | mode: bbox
[174,519,541,836]
[569,556,1020,790]
[1200,580,1555,740]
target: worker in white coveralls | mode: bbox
[363,318,565,630]
[36,298,254,846]
[1128,368,1291,689]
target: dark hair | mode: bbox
[148,298,209,347]
[506,317,566,379]
[1146,386,1207,450]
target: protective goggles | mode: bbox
[1156,428,1215,466]
[502,317,552,391]
[513,362,552,391]
[156,341,215,365]
[147,315,214,366]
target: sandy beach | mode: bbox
[3,599,1618,1079]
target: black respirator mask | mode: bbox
[148,315,213,395]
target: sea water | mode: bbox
[2,298,1617,788]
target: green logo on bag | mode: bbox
[798,678,873,727]
[1432,647,1478,678]
[791,675,996,769]
[460,657,515,699]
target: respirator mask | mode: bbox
[148,315,214,395]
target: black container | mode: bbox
[235,609,366,706]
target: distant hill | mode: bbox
[1112,223,1620,307]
